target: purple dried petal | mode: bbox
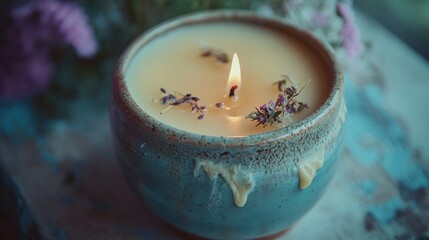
[173,95,190,105]
[216,53,229,63]
[285,105,293,114]
[215,102,224,108]
[285,86,297,99]
[276,93,288,107]
[275,79,287,91]
[201,48,212,57]
[259,103,268,112]
[297,102,308,112]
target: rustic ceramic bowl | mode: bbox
[111,11,345,240]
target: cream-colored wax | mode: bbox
[126,22,330,137]
[194,159,255,207]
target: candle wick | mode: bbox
[229,85,238,98]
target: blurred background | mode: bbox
[355,0,429,60]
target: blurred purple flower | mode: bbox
[337,2,364,58]
[13,0,98,58]
[337,2,354,22]
[0,0,97,100]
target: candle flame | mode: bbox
[226,53,241,98]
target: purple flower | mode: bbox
[340,21,364,58]
[258,114,266,124]
[0,0,97,100]
[13,0,98,58]
[337,2,354,22]
[259,103,268,113]
[276,93,288,107]
[337,2,364,58]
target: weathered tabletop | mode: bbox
[1,14,429,239]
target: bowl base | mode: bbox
[166,221,291,240]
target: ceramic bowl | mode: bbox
[111,10,345,240]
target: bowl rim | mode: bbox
[112,10,344,147]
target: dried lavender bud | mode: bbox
[159,88,207,120]
[273,75,297,92]
[246,76,310,127]
[215,102,224,108]
[201,48,212,57]
[216,53,229,63]
[273,80,287,91]
[160,93,176,105]
[200,45,229,64]
[297,102,308,112]
[285,86,297,99]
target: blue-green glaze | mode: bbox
[111,11,345,240]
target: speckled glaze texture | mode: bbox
[111,11,345,240]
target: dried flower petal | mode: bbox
[246,75,310,127]
[216,53,229,63]
[200,45,229,64]
[215,102,224,108]
[159,88,207,120]
[201,48,212,57]
[273,80,287,91]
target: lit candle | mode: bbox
[113,11,345,240]
[126,20,330,137]
[226,53,241,101]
